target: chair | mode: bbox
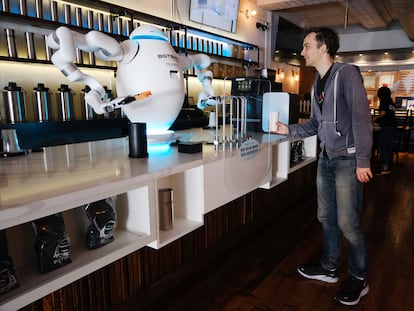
[392,126,404,167]
[394,109,413,152]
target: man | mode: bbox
[272,27,373,306]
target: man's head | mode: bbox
[301,27,339,68]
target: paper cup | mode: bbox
[269,111,279,132]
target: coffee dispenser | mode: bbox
[2,82,27,123]
[33,83,52,121]
[57,84,75,121]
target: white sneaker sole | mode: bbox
[335,285,369,306]
[297,267,339,284]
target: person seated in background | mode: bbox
[373,86,396,175]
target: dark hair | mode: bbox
[306,27,339,58]
[377,86,392,99]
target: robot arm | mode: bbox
[178,53,217,110]
[47,26,150,114]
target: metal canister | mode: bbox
[158,188,174,231]
[57,84,75,121]
[2,82,27,123]
[50,0,58,22]
[25,32,36,60]
[5,29,17,58]
[33,83,52,121]
[2,0,9,12]
[35,0,43,19]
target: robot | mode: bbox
[46,24,217,138]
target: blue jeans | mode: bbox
[316,155,367,279]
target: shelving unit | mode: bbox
[148,166,204,249]
[0,0,259,67]
[260,135,317,189]
[1,177,156,311]
[288,135,317,174]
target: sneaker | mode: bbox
[297,263,338,283]
[334,275,369,306]
[376,170,391,176]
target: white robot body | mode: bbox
[46,24,216,138]
[117,37,184,134]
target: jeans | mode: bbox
[316,155,367,279]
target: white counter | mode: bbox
[0,128,316,310]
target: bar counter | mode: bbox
[0,128,317,310]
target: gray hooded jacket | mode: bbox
[288,62,373,168]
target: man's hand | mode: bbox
[271,122,289,135]
[357,167,373,183]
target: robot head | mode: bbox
[129,24,169,42]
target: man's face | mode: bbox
[300,32,326,67]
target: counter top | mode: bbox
[0,128,286,229]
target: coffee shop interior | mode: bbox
[0,0,413,310]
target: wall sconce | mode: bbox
[277,69,285,80]
[292,70,300,82]
[243,9,257,18]
[256,22,268,31]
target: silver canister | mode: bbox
[76,48,83,64]
[64,3,71,24]
[57,84,75,121]
[1,129,22,153]
[25,32,36,60]
[98,13,104,31]
[107,14,113,33]
[2,0,9,12]
[5,29,17,58]
[33,83,52,121]
[126,19,133,36]
[87,10,94,29]
[75,7,82,27]
[50,0,58,22]
[158,188,174,231]
[44,34,53,61]
[2,82,27,123]
[19,0,26,15]
[116,16,123,35]
[35,0,43,19]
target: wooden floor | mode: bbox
[143,152,414,311]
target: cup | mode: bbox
[269,111,279,132]
[128,122,148,158]
[207,111,216,128]
[1,129,22,153]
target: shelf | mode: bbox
[0,0,259,67]
[0,178,156,310]
[148,166,204,249]
[0,56,117,70]
[1,227,153,311]
[260,135,317,189]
